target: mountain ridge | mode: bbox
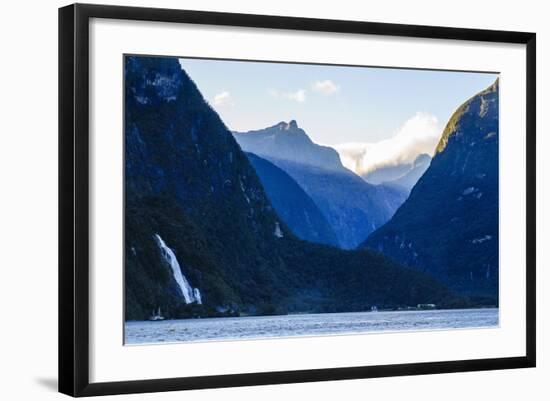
[234,122,408,248]
[363,79,499,301]
[234,120,344,171]
[382,153,432,192]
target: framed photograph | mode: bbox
[59,3,536,397]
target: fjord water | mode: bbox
[125,308,498,345]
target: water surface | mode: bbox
[125,308,498,345]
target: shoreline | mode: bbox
[125,306,499,323]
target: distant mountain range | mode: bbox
[234,122,407,249]
[336,147,432,193]
[388,153,431,191]
[367,153,432,193]
[124,56,459,320]
[361,162,412,185]
[364,79,499,302]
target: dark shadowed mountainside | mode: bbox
[364,79,499,303]
[246,152,339,247]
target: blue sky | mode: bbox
[178,57,498,174]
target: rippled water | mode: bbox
[125,308,498,345]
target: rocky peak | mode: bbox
[287,119,298,130]
[234,121,346,171]
[276,120,300,131]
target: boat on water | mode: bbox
[149,307,165,321]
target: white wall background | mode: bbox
[0,0,546,399]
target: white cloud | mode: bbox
[311,80,340,95]
[212,91,232,106]
[286,90,306,102]
[334,112,441,176]
[268,89,306,103]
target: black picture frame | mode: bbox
[59,3,536,397]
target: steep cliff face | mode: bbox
[246,153,339,247]
[125,55,298,318]
[364,79,499,302]
[125,56,459,320]
[234,123,407,249]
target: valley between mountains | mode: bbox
[124,56,499,321]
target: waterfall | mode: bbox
[154,234,201,304]
[193,288,202,305]
[274,222,284,238]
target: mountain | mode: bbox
[362,163,412,185]
[380,153,432,192]
[234,123,407,249]
[246,152,339,247]
[362,153,432,192]
[124,55,459,320]
[390,153,431,191]
[234,120,343,171]
[268,158,407,249]
[363,79,499,302]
